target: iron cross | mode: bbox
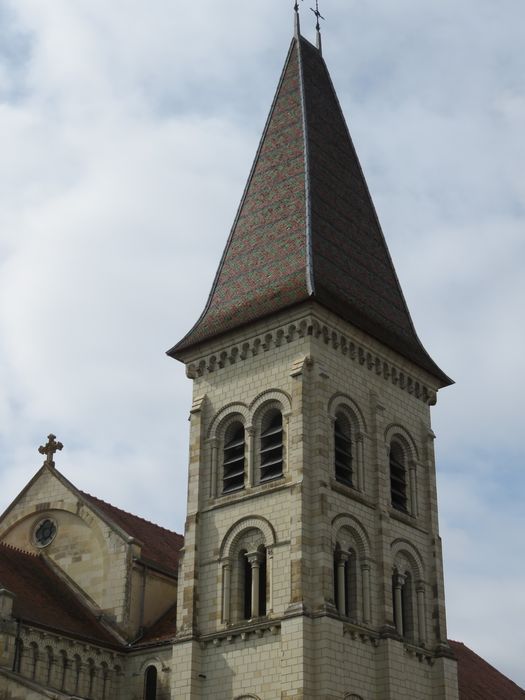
[38,434,63,468]
[311,0,325,31]
[294,1,303,14]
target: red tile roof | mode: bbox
[80,492,183,576]
[169,35,451,386]
[0,543,116,645]
[450,640,525,699]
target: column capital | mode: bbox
[335,550,350,564]
[246,551,264,567]
[393,572,406,589]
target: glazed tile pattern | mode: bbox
[171,36,450,381]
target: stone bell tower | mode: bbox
[167,12,459,700]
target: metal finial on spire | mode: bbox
[294,0,304,37]
[310,0,325,54]
[38,433,63,468]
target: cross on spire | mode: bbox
[311,0,325,53]
[38,434,63,468]
[293,0,303,37]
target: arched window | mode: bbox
[390,441,407,512]
[334,413,353,486]
[260,409,283,482]
[87,659,96,698]
[15,639,23,674]
[73,655,82,694]
[30,642,38,680]
[45,647,54,686]
[59,650,68,691]
[223,421,245,493]
[101,662,109,700]
[144,664,157,700]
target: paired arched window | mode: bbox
[390,441,407,512]
[144,665,157,700]
[223,421,246,493]
[260,409,283,482]
[334,413,353,486]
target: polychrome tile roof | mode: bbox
[0,543,116,645]
[170,35,450,386]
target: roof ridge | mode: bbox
[79,491,181,537]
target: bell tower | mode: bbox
[168,16,459,700]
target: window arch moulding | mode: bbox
[220,517,277,625]
[391,546,428,646]
[250,392,290,487]
[332,515,373,626]
[207,405,249,498]
[328,394,367,492]
[384,426,420,517]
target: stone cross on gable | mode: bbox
[38,434,63,468]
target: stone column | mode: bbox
[209,437,218,497]
[267,547,274,614]
[416,581,427,645]
[222,558,232,624]
[361,560,371,625]
[247,551,263,618]
[356,432,365,491]
[409,461,419,516]
[246,426,255,487]
[336,551,349,615]
[393,573,406,636]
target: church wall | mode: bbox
[175,302,457,698]
[0,471,132,627]
[9,624,124,699]
[192,631,282,700]
[185,311,313,640]
[129,565,178,632]
[124,647,172,700]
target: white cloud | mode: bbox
[0,0,524,688]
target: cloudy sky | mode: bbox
[1,0,524,687]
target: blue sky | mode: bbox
[0,0,524,687]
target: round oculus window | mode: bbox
[34,518,57,547]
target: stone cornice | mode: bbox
[186,314,437,405]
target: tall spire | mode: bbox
[169,36,451,386]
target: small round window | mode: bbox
[34,518,57,548]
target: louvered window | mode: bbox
[223,422,245,493]
[334,414,353,486]
[260,410,283,482]
[390,442,407,512]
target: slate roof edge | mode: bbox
[298,36,315,297]
[49,470,144,549]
